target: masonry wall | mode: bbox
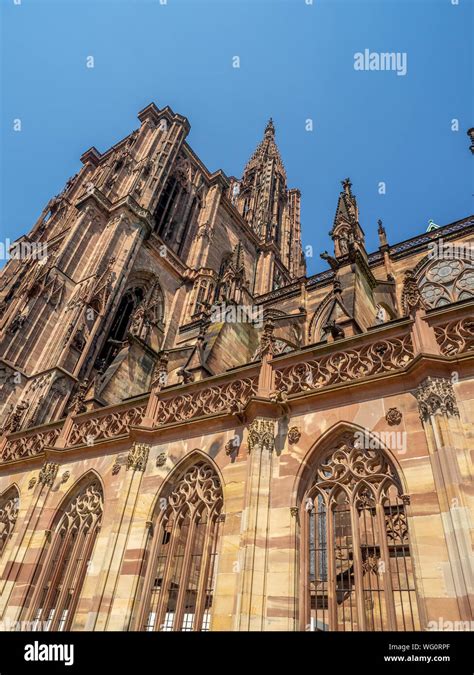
[0,368,471,631]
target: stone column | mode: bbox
[416,376,473,620]
[236,417,275,631]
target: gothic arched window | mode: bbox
[29,477,103,631]
[0,486,19,558]
[154,176,179,236]
[418,256,474,308]
[138,460,223,632]
[177,196,198,256]
[301,432,419,632]
[96,287,144,368]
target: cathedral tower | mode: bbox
[232,119,306,294]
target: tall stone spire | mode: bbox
[236,118,287,240]
[233,119,305,294]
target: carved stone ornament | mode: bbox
[196,220,214,240]
[156,452,167,467]
[167,462,222,512]
[270,385,289,405]
[225,436,240,456]
[67,381,89,416]
[61,471,71,484]
[275,334,414,396]
[287,426,301,444]
[127,442,150,472]
[416,377,460,421]
[59,480,103,533]
[290,506,299,517]
[434,317,474,356]
[0,489,19,551]
[112,463,121,475]
[401,270,426,315]
[385,407,402,426]
[228,399,245,417]
[156,376,258,427]
[152,351,169,388]
[38,461,59,487]
[247,418,275,454]
[28,477,37,490]
[253,317,276,360]
[2,400,29,434]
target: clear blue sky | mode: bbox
[1,0,472,274]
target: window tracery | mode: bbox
[29,478,103,631]
[302,432,419,631]
[0,486,19,557]
[139,460,223,632]
[418,257,474,308]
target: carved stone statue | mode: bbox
[320,251,339,270]
[338,235,349,255]
[2,400,29,433]
[7,312,26,334]
[177,367,195,384]
[323,319,345,340]
[68,381,89,416]
[402,270,426,315]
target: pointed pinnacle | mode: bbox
[265,118,275,136]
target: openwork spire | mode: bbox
[242,118,286,180]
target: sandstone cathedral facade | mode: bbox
[0,103,472,632]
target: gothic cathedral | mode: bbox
[0,103,472,631]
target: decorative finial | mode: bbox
[341,177,352,193]
[265,118,275,136]
[377,219,387,247]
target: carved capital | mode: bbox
[247,418,275,454]
[38,462,59,487]
[416,377,460,421]
[127,442,150,472]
